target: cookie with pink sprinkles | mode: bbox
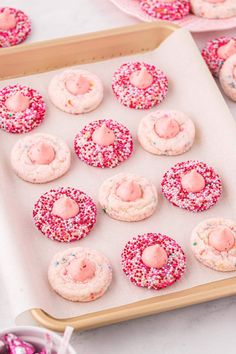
[0,84,46,134]
[0,7,31,48]
[33,187,97,243]
[202,37,236,77]
[140,0,190,20]
[121,233,186,290]
[161,160,222,212]
[74,119,133,168]
[112,61,168,110]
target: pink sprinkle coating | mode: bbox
[161,160,222,212]
[0,84,46,134]
[0,7,31,48]
[33,187,97,243]
[121,233,186,290]
[74,119,133,168]
[202,36,236,77]
[112,61,168,110]
[140,0,190,20]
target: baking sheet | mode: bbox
[0,28,236,322]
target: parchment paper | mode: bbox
[0,28,235,322]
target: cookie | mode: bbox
[191,218,236,271]
[121,233,186,290]
[202,37,236,77]
[99,173,158,222]
[0,7,31,48]
[161,160,222,212]
[219,53,236,101]
[140,0,190,20]
[74,119,133,168]
[138,110,195,156]
[33,187,97,243]
[11,133,71,184]
[190,0,236,19]
[48,247,112,302]
[48,69,103,114]
[112,61,168,110]
[0,84,46,134]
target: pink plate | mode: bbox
[110,0,236,32]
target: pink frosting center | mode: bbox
[208,227,235,252]
[92,123,115,146]
[65,76,90,95]
[5,91,30,112]
[67,258,96,282]
[52,196,79,220]
[28,142,55,165]
[217,39,236,60]
[116,180,142,202]
[142,244,168,268]
[181,169,205,193]
[129,67,153,89]
[155,117,180,139]
[0,8,17,30]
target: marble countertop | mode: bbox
[0,1,236,353]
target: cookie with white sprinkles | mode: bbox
[0,84,46,134]
[140,0,190,20]
[202,37,236,77]
[11,133,71,183]
[121,233,186,290]
[191,218,236,272]
[161,160,222,212]
[0,7,31,48]
[112,61,168,110]
[138,110,195,156]
[48,247,112,302]
[99,173,158,222]
[219,53,236,101]
[33,187,97,242]
[74,119,133,168]
[48,69,103,114]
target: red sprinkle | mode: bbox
[121,233,186,290]
[33,187,97,243]
[74,119,133,168]
[202,36,236,77]
[161,160,222,212]
[0,7,31,47]
[112,61,168,110]
[140,0,190,21]
[0,84,46,134]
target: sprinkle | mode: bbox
[121,233,186,290]
[112,61,168,110]
[140,0,190,21]
[74,119,133,168]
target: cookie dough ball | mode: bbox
[190,0,236,19]
[48,69,104,114]
[191,218,236,271]
[48,247,112,301]
[11,133,71,183]
[219,53,236,101]
[138,110,195,156]
[99,173,158,221]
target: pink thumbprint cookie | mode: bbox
[121,233,186,290]
[140,0,190,20]
[0,7,31,47]
[33,187,97,243]
[112,61,168,110]
[74,119,133,168]
[48,69,103,114]
[161,160,222,212]
[219,53,236,101]
[0,84,46,134]
[48,247,112,302]
[202,37,236,77]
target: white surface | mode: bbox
[0,1,236,353]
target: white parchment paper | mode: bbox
[0,28,235,322]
